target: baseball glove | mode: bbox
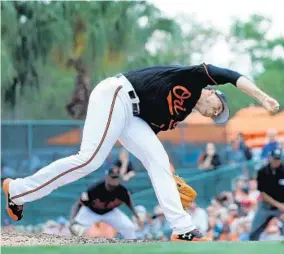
[173,174,197,210]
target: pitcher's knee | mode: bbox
[74,150,105,171]
[144,152,170,171]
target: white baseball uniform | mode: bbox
[73,206,136,239]
[9,74,195,234]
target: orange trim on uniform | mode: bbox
[203,63,218,85]
[11,86,123,200]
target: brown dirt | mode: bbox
[1,230,160,246]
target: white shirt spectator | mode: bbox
[188,202,208,235]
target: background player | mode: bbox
[69,166,141,239]
[249,148,284,240]
[4,63,279,242]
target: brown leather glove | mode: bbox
[173,174,197,210]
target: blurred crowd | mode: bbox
[192,178,283,241]
[3,177,283,241]
[198,129,284,171]
[2,128,284,241]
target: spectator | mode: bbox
[236,133,253,161]
[261,129,279,160]
[133,205,149,239]
[150,205,170,240]
[227,203,239,231]
[240,200,255,221]
[260,225,283,241]
[249,148,284,240]
[248,179,260,202]
[198,143,221,170]
[206,216,217,240]
[217,209,232,241]
[233,178,248,205]
[188,201,208,235]
[226,139,246,165]
[238,218,251,241]
[115,148,136,182]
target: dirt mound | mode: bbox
[1,230,157,246]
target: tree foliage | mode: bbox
[2,3,281,120]
[221,14,284,113]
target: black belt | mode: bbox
[115,74,140,116]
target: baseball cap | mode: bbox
[105,166,121,178]
[211,90,230,125]
[270,148,282,160]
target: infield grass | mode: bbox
[2,242,284,254]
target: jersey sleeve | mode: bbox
[203,63,242,86]
[119,187,131,206]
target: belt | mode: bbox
[115,73,140,116]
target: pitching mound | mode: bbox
[1,230,158,246]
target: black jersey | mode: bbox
[80,181,131,215]
[123,63,241,133]
[257,163,284,204]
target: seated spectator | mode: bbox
[198,143,221,170]
[236,218,251,241]
[115,148,136,182]
[150,205,170,240]
[248,179,260,202]
[188,201,208,235]
[233,178,248,205]
[260,224,284,241]
[240,199,255,221]
[206,216,217,240]
[132,205,149,239]
[226,140,246,165]
[227,203,239,231]
[237,133,253,161]
[261,129,279,160]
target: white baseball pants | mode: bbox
[73,206,136,239]
[9,75,195,234]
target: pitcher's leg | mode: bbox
[8,82,126,205]
[119,117,195,234]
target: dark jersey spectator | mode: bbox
[237,133,253,161]
[198,143,221,170]
[115,148,136,181]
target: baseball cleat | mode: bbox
[3,178,24,221]
[171,229,212,242]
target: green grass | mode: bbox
[2,242,284,254]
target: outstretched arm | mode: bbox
[235,76,279,113]
[204,64,280,113]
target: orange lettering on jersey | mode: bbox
[167,92,174,115]
[92,199,106,209]
[167,85,191,116]
[168,119,178,129]
[106,199,122,209]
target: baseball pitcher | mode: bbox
[69,166,139,239]
[4,63,279,242]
